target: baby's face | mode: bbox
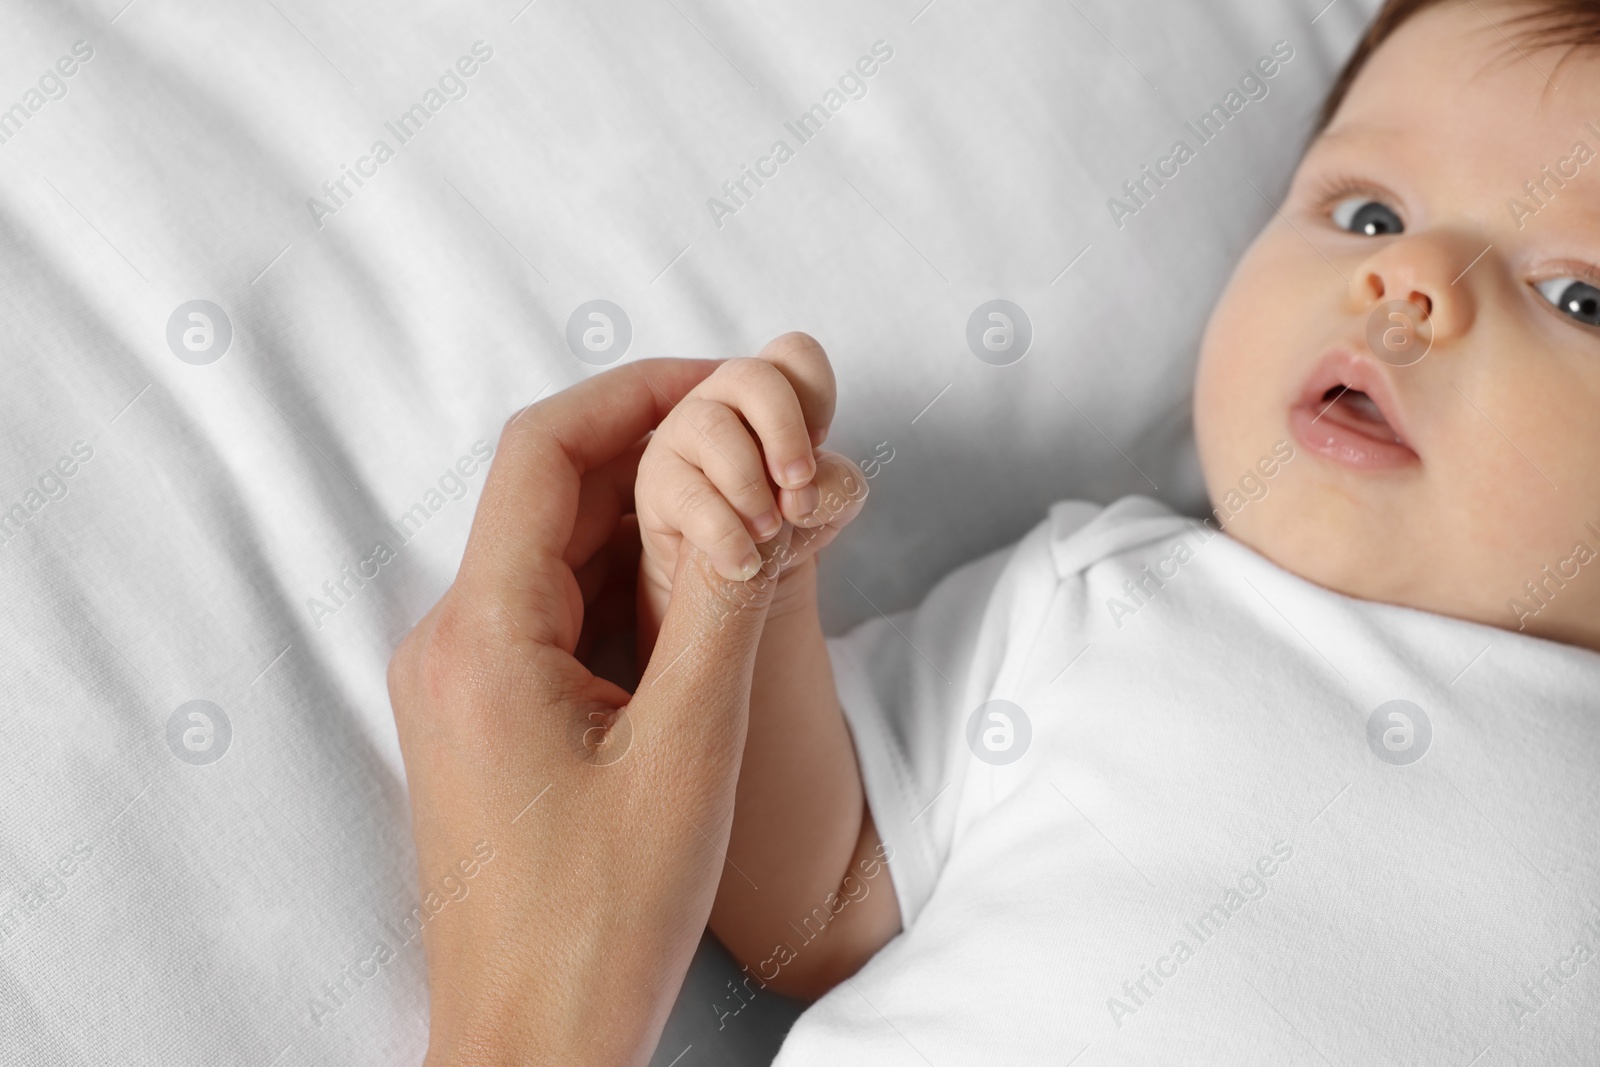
[1195,0,1600,652]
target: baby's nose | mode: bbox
[1348,233,1481,347]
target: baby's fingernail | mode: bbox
[793,484,820,514]
[784,457,814,488]
[754,510,781,538]
[737,551,762,581]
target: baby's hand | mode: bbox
[635,333,867,628]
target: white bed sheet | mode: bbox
[0,0,1376,1062]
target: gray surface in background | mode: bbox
[652,934,808,1067]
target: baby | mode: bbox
[635,0,1600,1061]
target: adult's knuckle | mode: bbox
[412,600,480,704]
[386,628,421,703]
[499,405,528,438]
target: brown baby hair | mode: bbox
[1316,0,1600,133]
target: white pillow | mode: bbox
[0,1,1377,1064]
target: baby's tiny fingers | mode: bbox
[752,332,838,456]
[782,450,868,529]
[663,397,783,542]
[651,453,765,581]
[692,357,818,491]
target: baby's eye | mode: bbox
[1535,277,1600,327]
[1331,196,1403,236]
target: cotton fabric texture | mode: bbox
[0,0,1379,1062]
[779,497,1600,1065]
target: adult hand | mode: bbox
[387,356,793,1066]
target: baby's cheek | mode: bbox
[1194,291,1268,495]
[1200,234,1310,441]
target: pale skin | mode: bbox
[384,4,1600,1061]
[633,333,899,999]
[388,358,807,1066]
[1198,0,1600,653]
[638,0,1600,1003]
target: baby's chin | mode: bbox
[1212,482,1435,611]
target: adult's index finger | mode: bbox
[456,358,720,609]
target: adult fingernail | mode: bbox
[793,484,819,514]
[784,457,814,488]
[754,510,781,538]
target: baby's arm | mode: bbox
[634,335,902,998]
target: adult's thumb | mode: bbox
[627,524,792,773]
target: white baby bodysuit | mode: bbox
[771,496,1600,1066]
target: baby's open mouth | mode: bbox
[1315,386,1404,443]
[1289,353,1420,470]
